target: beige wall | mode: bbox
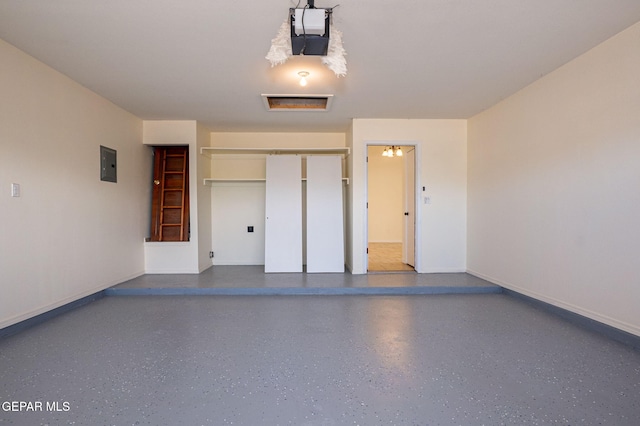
[211,132,346,149]
[209,132,346,179]
[351,119,467,274]
[468,22,640,336]
[0,39,149,329]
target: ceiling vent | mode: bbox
[261,94,333,111]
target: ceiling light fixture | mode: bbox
[266,1,347,77]
[298,71,310,87]
[382,146,403,157]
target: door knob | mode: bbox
[154,180,160,185]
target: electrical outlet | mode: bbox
[247,226,254,233]
[209,251,214,258]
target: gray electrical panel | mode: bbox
[100,145,117,183]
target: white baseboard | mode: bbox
[467,268,640,338]
[144,268,201,273]
[418,268,467,274]
[0,269,144,330]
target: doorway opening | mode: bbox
[366,144,416,272]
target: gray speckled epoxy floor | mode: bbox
[1,294,639,425]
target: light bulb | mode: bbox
[396,147,403,156]
[298,71,309,87]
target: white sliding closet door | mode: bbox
[265,155,302,272]
[306,155,345,272]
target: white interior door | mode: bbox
[306,155,344,272]
[265,155,302,272]
[403,147,416,267]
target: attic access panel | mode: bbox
[262,94,334,111]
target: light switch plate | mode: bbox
[11,183,20,197]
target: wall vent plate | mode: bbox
[100,145,117,183]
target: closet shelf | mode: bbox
[203,178,349,185]
[200,147,350,157]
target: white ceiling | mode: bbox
[1,1,640,132]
